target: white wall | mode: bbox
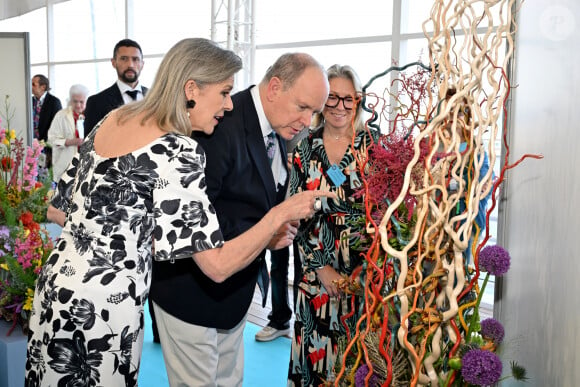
[496,1,580,385]
[0,32,30,143]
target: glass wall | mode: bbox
[0,0,504,306]
[0,0,449,109]
[0,0,209,105]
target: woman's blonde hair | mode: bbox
[312,64,364,133]
[116,38,242,135]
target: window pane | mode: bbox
[53,0,125,61]
[401,0,433,34]
[254,42,392,93]
[51,57,163,105]
[136,56,162,92]
[133,0,211,54]
[255,43,392,132]
[51,63,99,105]
[400,38,430,65]
[52,61,123,103]
[0,8,47,63]
[401,0,508,34]
[255,0,393,45]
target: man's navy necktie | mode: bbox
[126,90,139,101]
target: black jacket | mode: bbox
[150,86,288,329]
[83,83,148,135]
[35,93,62,142]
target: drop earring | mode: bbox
[186,99,196,109]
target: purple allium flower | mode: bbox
[479,245,511,276]
[480,318,505,344]
[461,348,502,386]
[355,364,381,387]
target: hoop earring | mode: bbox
[186,99,196,109]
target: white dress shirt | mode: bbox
[250,86,287,190]
[117,80,144,105]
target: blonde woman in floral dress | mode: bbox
[287,64,374,386]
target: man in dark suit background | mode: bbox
[150,53,329,386]
[32,74,62,168]
[83,39,147,135]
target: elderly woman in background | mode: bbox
[287,64,374,386]
[47,84,89,183]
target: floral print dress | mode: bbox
[287,127,373,386]
[25,125,224,386]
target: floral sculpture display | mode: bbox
[0,95,54,334]
[330,0,539,386]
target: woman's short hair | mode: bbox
[117,38,242,135]
[69,84,89,99]
[312,64,365,132]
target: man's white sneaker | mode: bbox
[254,325,291,342]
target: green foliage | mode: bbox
[4,255,37,292]
[0,182,17,225]
[511,361,529,382]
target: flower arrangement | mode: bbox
[334,124,528,385]
[325,1,543,383]
[0,95,54,334]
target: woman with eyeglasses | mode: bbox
[287,64,374,386]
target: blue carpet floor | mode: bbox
[138,305,290,386]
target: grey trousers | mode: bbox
[152,301,246,387]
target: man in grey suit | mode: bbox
[83,39,147,135]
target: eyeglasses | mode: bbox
[325,94,358,110]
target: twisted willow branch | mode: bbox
[333,1,542,386]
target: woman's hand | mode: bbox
[66,138,83,147]
[316,265,343,298]
[47,204,66,227]
[268,220,299,250]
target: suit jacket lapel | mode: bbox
[112,84,125,107]
[241,89,278,207]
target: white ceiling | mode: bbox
[0,0,70,21]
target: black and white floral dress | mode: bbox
[25,125,224,386]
